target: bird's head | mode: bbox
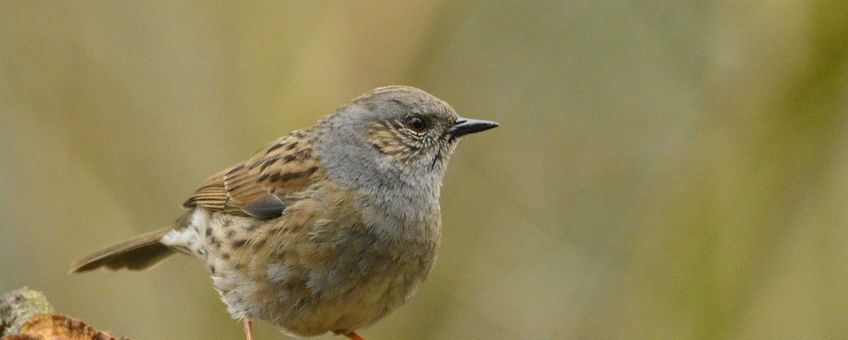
[316,86,498,199]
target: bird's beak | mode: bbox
[448,117,500,138]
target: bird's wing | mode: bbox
[183,129,322,219]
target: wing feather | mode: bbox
[182,129,322,218]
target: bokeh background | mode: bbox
[2,1,848,339]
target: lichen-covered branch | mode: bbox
[0,288,53,336]
[0,287,126,340]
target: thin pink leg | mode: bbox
[243,319,254,340]
[343,331,365,340]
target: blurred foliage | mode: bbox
[2,1,848,339]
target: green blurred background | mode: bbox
[2,1,848,339]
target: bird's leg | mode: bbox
[343,331,365,340]
[243,319,254,340]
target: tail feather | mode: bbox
[70,227,175,273]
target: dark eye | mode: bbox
[405,116,428,132]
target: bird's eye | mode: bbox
[405,116,429,132]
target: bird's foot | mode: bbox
[333,330,365,340]
[343,331,365,340]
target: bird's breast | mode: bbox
[206,181,442,336]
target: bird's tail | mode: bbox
[69,227,175,273]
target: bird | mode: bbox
[70,85,499,340]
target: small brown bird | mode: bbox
[70,86,498,339]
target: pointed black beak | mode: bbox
[448,117,500,138]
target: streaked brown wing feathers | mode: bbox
[183,129,321,216]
